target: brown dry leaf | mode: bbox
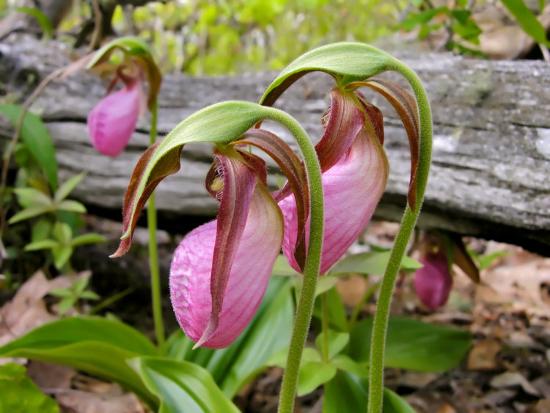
[55,389,145,413]
[532,376,550,399]
[54,375,146,413]
[436,403,456,413]
[467,339,502,370]
[530,399,550,413]
[478,258,550,315]
[27,361,75,390]
[0,271,89,356]
[474,4,550,59]
[336,276,367,306]
[490,372,540,396]
[398,372,440,389]
[0,271,62,347]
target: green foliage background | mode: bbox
[123,0,401,75]
[2,0,403,75]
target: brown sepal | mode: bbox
[350,79,420,210]
[236,129,309,270]
[111,143,183,257]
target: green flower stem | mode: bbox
[265,108,324,413]
[321,292,329,362]
[366,60,432,413]
[147,100,165,346]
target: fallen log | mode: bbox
[1,35,550,254]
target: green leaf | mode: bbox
[31,219,52,242]
[314,287,348,332]
[330,250,422,276]
[8,205,52,224]
[48,288,73,298]
[0,104,58,189]
[57,297,77,314]
[315,330,349,359]
[13,187,52,208]
[54,173,85,202]
[297,361,337,396]
[501,0,550,46]
[24,239,59,251]
[52,222,72,243]
[384,387,417,413]
[131,357,240,413]
[323,371,366,413]
[56,200,86,214]
[331,354,368,377]
[215,276,294,397]
[0,317,158,407]
[70,233,106,247]
[400,7,448,31]
[80,291,100,300]
[349,316,471,372]
[269,346,322,368]
[323,371,415,413]
[260,42,396,106]
[0,363,59,413]
[52,245,73,270]
[271,254,299,276]
[16,7,53,39]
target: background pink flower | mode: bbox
[87,81,143,157]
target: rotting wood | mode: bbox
[1,35,550,254]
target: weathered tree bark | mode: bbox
[1,35,550,254]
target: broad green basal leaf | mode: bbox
[323,371,415,413]
[349,316,471,372]
[131,357,240,413]
[330,250,422,276]
[0,316,157,407]
[0,104,58,189]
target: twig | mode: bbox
[89,0,103,51]
[539,43,550,62]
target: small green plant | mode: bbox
[24,221,105,271]
[48,273,100,314]
[9,173,87,225]
[400,0,483,55]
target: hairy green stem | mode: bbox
[265,109,324,413]
[147,100,165,346]
[366,60,432,413]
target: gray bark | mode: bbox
[1,35,550,254]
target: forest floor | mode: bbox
[1,221,549,413]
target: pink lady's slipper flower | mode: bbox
[87,79,144,157]
[169,139,311,348]
[112,120,312,348]
[86,38,161,158]
[414,250,453,310]
[279,89,389,274]
[277,79,424,275]
[414,233,479,310]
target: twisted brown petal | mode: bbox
[236,129,309,270]
[350,79,420,209]
[111,143,183,257]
